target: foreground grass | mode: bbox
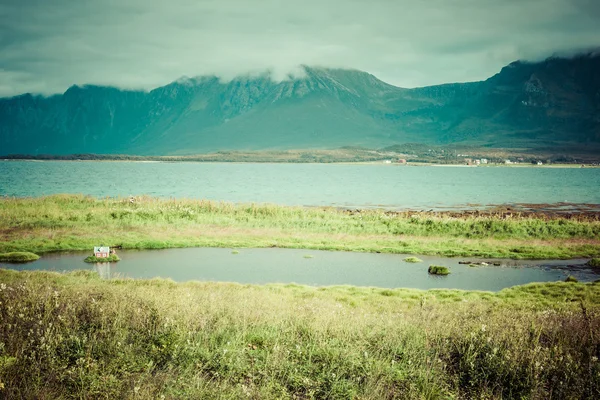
[1,195,599,258]
[0,269,598,399]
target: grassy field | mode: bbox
[0,269,598,399]
[1,195,599,259]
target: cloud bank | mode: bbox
[0,0,599,97]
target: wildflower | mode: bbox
[481,324,487,332]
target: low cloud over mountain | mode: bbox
[1,54,599,155]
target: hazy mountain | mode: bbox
[1,54,599,155]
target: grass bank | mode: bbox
[1,195,599,258]
[0,252,39,263]
[0,269,598,399]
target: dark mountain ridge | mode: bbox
[1,54,599,155]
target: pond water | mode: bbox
[2,160,599,210]
[2,248,598,291]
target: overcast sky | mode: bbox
[0,0,599,97]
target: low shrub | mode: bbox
[403,256,423,263]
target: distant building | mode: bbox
[396,159,407,164]
[480,158,488,164]
[383,160,392,164]
[505,159,512,164]
[464,158,473,165]
[475,159,481,165]
[537,161,543,165]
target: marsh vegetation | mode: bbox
[83,254,120,263]
[0,269,598,399]
[428,265,451,275]
[1,195,599,259]
[0,252,40,263]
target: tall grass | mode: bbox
[1,195,599,258]
[0,269,598,399]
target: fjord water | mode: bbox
[1,160,599,209]
[4,248,597,291]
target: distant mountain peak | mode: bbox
[1,56,599,156]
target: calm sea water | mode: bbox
[1,160,599,209]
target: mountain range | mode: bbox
[1,53,599,155]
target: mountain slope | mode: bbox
[1,54,599,155]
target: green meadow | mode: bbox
[1,194,599,259]
[0,269,598,399]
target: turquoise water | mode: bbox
[3,248,597,291]
[1,160,599,209]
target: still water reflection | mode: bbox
[2,248,598,291]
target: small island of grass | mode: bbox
[587,258,600,268]
[428,265,450,275]
[84,254,120,263]
[403,256,423,263]
[0,251,40,263]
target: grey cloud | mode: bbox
[0,0,599,97]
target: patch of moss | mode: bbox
[403,256,423,263]
[565,276,578,283]
[84,254,120,263]
[428,265,450,275]
[0,252,40,263]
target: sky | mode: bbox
[0,0,599,97]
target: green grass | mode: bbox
[0,195,599,258]
[403,256,423,263]
[588,258,600,268]
[428,265,451,275]
[0,269,599,399]
[83,254,120,263]
[0,252,40,263]
[565,275,579,282]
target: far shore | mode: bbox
[2,157,598,168]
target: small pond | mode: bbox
[2,248,598,291]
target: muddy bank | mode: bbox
[343,202,600,220]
